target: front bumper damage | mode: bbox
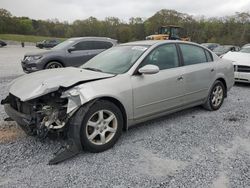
[1,91,87,165]
[4,104,34,135]
[4,104,32,127]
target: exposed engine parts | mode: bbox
[2,91,69,139]
[1,90,85,165]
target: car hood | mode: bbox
[24,49,60,57]
[222,51,250,66]
[9,67,114,101]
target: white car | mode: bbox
[240,46,250,54]
[223,51,250,83]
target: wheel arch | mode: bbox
[44,59,65,69]
[216,77,227,97]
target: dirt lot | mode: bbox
[0,46,249,188]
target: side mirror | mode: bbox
[138,65,159,75]
[68,46,76,53]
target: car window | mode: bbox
[82,45,149,74]
[73,41,93,51]
[93,41,113,49]
[205,50,213,62]
[180,44,207,65]
[141,44,179,70]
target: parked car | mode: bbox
[0,40,7,47]
[201,43,220,51]
[242,43,250,48]
[2,40,234,164]
[213,45,240,56]
[36,39,61,49]
[22,37,117,73]
[223,51,250,83]
[239,46,250,54]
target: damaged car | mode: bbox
[1,40,234,164]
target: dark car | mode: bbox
[22,37,117,73]
[0,40,7,47]
[36,39,61,49]
[213,45,240,57]
[201,43,220,51]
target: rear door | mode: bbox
[131,43,185,119]
[68,41,114,67]
[178,44,216,105]
[67,41,95,67]
[87,41,114,59]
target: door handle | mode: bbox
[211,68,215,72]
[177,76,184,81]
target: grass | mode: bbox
[0,34,66,43]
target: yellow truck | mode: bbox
[146,25,190,41]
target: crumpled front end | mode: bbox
[1,91,69,138]
[1,86,97,164]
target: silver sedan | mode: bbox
[2,40,234,164]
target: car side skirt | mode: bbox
[127,99,205,128]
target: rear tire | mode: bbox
[203,80,226,111]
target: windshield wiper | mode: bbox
[83,67,103,72]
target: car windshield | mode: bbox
[240,48,250,53]
[81,45,149,74]
[52,40,74,50]
[159,27,170,35]
[213,46,231,53]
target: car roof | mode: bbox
[69,37,117,42]
[201,43,218,45]
[121,40,201,47]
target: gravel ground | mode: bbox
[0,46,249,188]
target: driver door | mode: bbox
[131,44,185,119]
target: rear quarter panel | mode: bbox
[215,58,234,91]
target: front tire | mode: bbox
[203,80,226,111]
[45,61,63,69]
[71,100,123,153]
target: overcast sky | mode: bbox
[1,0,250,22]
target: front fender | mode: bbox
[62,76,133,121]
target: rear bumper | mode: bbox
[4,104,32,126]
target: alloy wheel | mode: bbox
[86,110,118,145]
[211,85,223,107]
[47,62,62,69]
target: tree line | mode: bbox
[0,8,249,45]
